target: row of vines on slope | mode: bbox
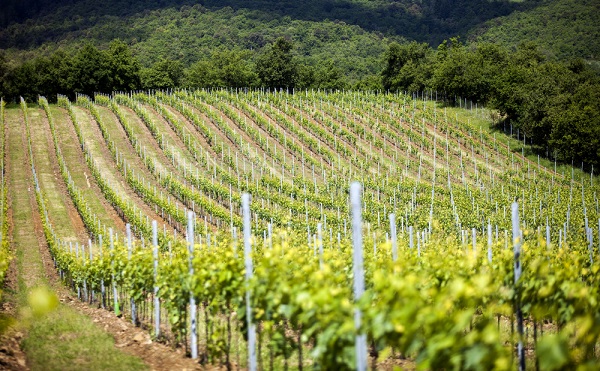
[6,90,600,370]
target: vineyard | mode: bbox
[1,89,599,370]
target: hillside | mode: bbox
[0,0,522,48]
[1,0,598,86]
[1,89,599,368]
[0,0,518,90]
[2,1,600,368]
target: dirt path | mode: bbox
[7,109,47,292]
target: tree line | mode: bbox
[381,38,600,169]
[0,38,348,102]
[1,37,598,168]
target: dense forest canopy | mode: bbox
[0,0,524,46]
[1,0,599,167]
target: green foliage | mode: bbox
[1,0,599,99]
[312,59,347,91]
[141,58,184,90]
[431,39,508,104]
[380,39,600,167]
[0,53,8,98]
[0,0,522,49]
[106,40,142,92]
[2,41,141,101]
[0,99,9,301]
[382,41,432,93]
[2,50,74,102]
[27,87,600,369]
[185,48,258,89]
[475,0,600,62]
[71,43,112,96]
[548,80,600,165]
[255,37,298,90]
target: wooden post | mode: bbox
[242,194,257,371]
[350,182,367,371]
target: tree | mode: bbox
[187,48,258,88]
[255,37,298,90]
[215,49,257,88]
[548,81,600,168]
[430,38,479,102]
[141,58,184,90]
[4,59,37,101]
[0,52,9,99]
[381,41,431,92]
[106,39,141,92]
[314,59,347,91]
[71,43,111,97]
[295,64,316,90]
[185,60,217,88]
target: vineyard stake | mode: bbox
[99,235,105,309]
[350,182,367,371]
[152,220,160,338]
[187,211,198,359]
[110,228,120,316]
[512,202,525,371]
[487,223,492,263]
[318,223,323,269]
[88,239,94,303]
[127,224,136,325]
[390,213,397,262]
[242,193,257,371]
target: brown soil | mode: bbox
[50,290,206,371]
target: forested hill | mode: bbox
[2,0,599,67]
[474,0,600,63]
[0,0,523,48]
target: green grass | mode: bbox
[22,305,147,371]
[0,312,16,335]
